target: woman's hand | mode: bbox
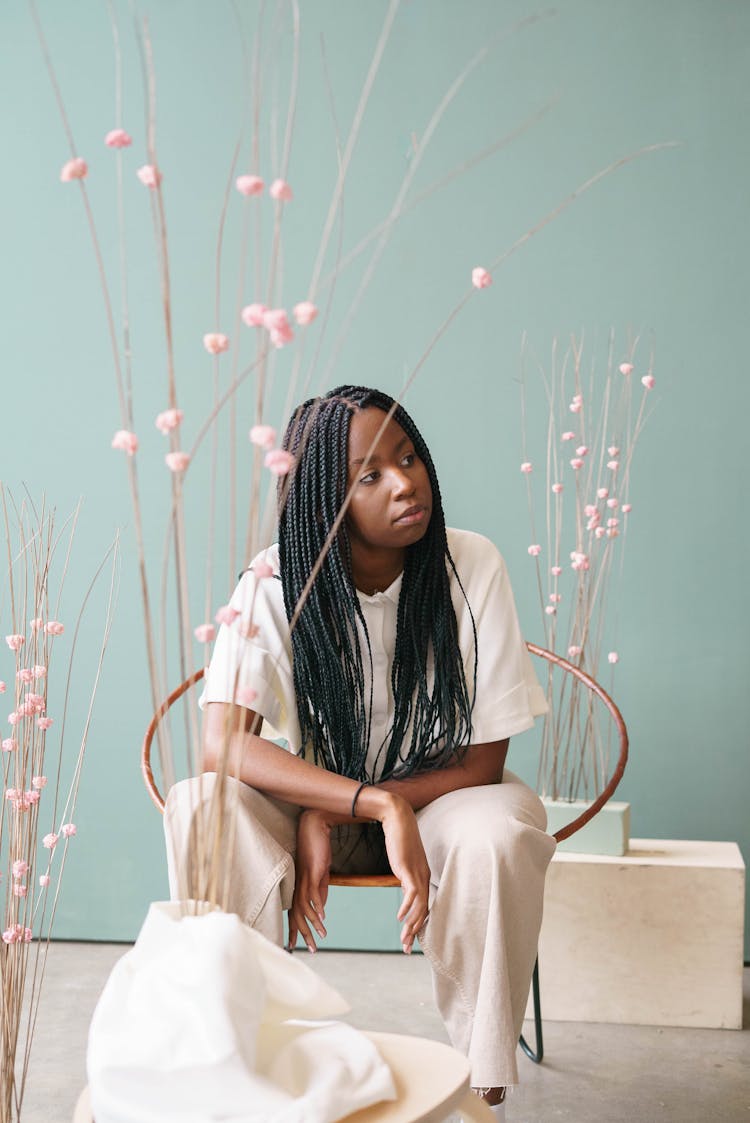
[379,794,431,954]
[288,809,331,953]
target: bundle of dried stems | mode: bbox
[519,334,657,801]
[0,490,118,1122]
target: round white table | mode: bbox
[74,1031,495,1123]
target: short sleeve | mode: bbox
[199,547,303,753]
[449,530,547,744]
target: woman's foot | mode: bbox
[472,1086,506,1118]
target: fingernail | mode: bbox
[307,945,316,954]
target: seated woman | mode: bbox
[165,385,555,1118]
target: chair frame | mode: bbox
[141,642,628,1066]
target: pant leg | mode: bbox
[416,769,556,1088]
[163,773,300,946]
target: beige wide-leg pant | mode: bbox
[164,770,555,1087]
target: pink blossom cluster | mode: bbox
[235,175,293,201]
[241,302,318,348]
[2,924,32,944]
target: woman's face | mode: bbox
[345,407,433,556]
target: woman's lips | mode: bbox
[394,506,427,525]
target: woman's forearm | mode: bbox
[204,729,394,822]
[376,739,509,811]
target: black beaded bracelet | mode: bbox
[351,780,372,819]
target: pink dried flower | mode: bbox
[0,682,5,693]
[471,267,492,289]
[595,526,606,539]
[551,483,563,494]
[43,833,58,849]
[60,823,77,838]
[550,566,562,576]
[165,451,190,473]
[607,527,619,539]
[13,884,27,898]
[269,178,293,201]
[570,458,584,470]
[567,645,582,658]
[586,513,601,531]
[235,686,258,707]
[12,860,28,879]
[549,593,562,604]
[293,301,318,326]
[569,395,583,414]
[17,668,34,684]
[111,429,139,456]
[520,462,533,474]
[136,164,162,188]
[60,157,88,182]
[236,174,264,196]
[584,504,597,517]
[607,498,620,509]
[607,518,620,529]
[544,605,556,616]
[641,375,656,390]
[26,693,46,713]
[619,362,633,376]
[105,128,132,148]
[194,624,216,644]
[155,408,184,434]
[262,308,294,348]
[5,789,20,801]
[13,795,30,812]
[45,621,64,636]
[5,635,25,651]
[597,487,609,499]
[570,551,590,572]
[249,424,277,450]
[32,775,47,789]
[264,449,295,476]
[527,544,542,557]
[253,561,274,580]
[29,619,43,632]
[562,431,576,441]
[2,929,17,944]
[31,662,45,678]
[8,712,21,726]
[37,717,53,731]
[607,459,619,471]
[39,874,51,888]
[608,445,620,457]
[2,739,16,752]
[203,333,230,355]
[241,303,268,327]
[214,605,240,627]
[622,503,632,514]
[575,446,588,458]
[25,789,40,806]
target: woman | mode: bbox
[165,385,555,1117]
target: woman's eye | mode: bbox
[360,470,379,484]
[401,452,415,466]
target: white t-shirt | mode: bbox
[201,528,547,779]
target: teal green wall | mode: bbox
[2,2,748,956]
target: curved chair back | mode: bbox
[142,644,628,886]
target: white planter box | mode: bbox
[543,797,630,856]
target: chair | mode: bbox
[141,642,628,1066]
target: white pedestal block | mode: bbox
[527,838,745,1028]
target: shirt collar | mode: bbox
[356,570,403,606]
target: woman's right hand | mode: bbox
[378,794,431,954]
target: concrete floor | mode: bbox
[16,942,750,1123]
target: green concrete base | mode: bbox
[544,797,631,856]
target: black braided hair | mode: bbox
[278,386,477,781]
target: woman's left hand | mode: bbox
[288,809,331,953]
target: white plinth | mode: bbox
[527,838,745,1028]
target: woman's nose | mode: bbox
[391,468,415,496]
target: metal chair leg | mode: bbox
[519,956,544,1064]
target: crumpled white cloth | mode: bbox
[87,901,396,1123]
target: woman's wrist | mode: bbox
[356,786,402,823]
